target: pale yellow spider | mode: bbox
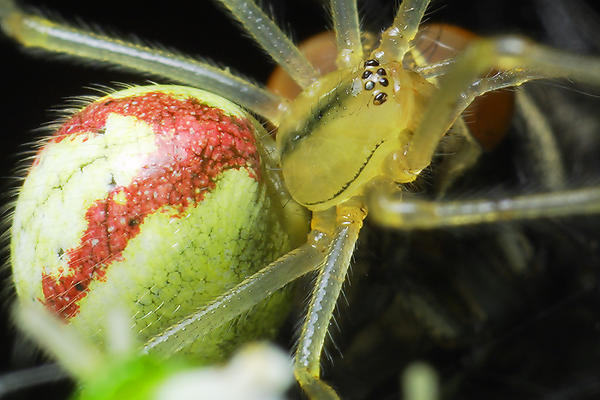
[2,0,600,399]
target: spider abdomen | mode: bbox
[11,85,295,361]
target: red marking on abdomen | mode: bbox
[40,91,260,319]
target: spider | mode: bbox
[2,0,600,399]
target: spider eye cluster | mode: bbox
[361,59,389,105]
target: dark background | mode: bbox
[2,0,600,399]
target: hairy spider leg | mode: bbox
[214,0,318,88]
[514,90,566,190]
[370,187,600,229]
[375,0,431,63]
[0,0,285,124]
[329,0,362,68]
[407,36,600,171]
[293,205,366,399]
[371,35,600,229]
[143,237,329,355]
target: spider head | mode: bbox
[276,60,434,211]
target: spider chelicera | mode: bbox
[3,0,600,399]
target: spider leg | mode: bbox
[0,0,285,123]
[376,0,432,63]
[415,58,456,79]
[406,36,600,172]
[431,85,567,196]
[143,234,329,357]
[432,117,482,196]
[330,0,362,69]
[216,0,318,89]
[368,186,600,229]
[514,89,566,190]
[294,204,366,400]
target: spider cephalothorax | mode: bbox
[277,60,434,211]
